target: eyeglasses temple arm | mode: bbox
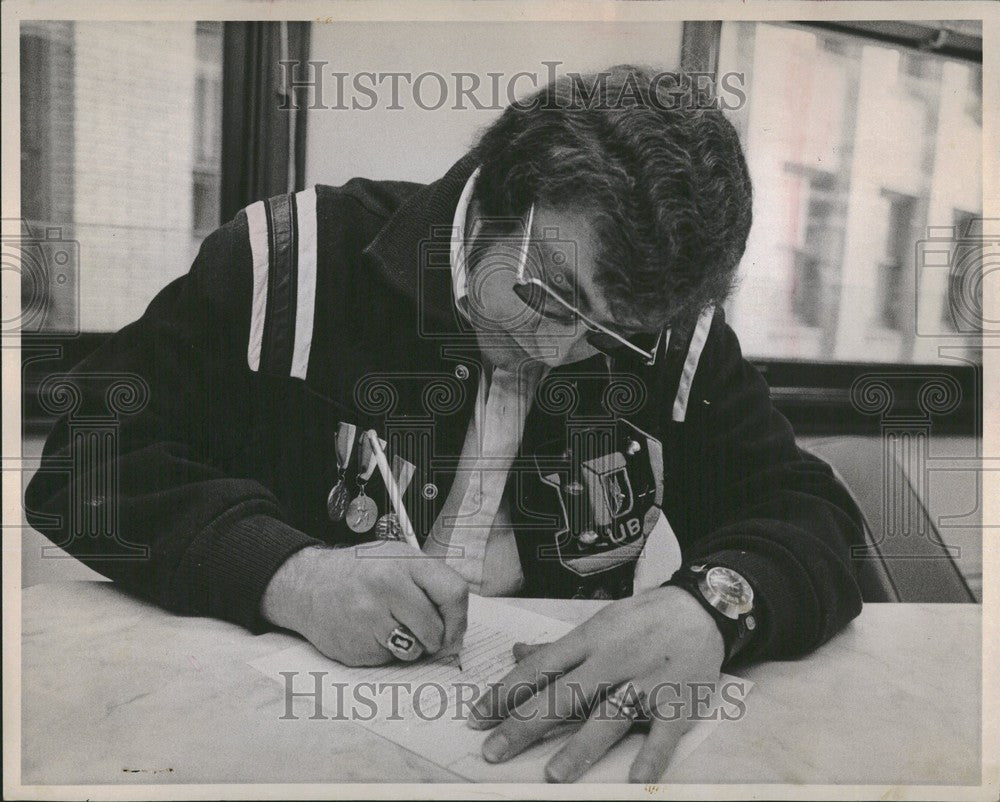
[514,204,535,282]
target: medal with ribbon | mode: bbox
[326,422,358,522]
[346,432,381,533]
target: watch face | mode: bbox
[704,566,754,616]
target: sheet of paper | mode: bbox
[249,595,752,782]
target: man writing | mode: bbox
[26,65,865,782]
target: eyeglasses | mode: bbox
[506,204,666,366]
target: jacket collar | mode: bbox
[363,152,481,330]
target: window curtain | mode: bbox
[220,21,310,223]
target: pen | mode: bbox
[366,430,465,669]
[365,430,421,551]
[446,650,463,673]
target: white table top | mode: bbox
[19,581,980,785]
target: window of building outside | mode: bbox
[19,21,223,334]
[879,191,918,331]
[944,208,980,333]
[717,21,983,366]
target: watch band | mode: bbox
[664,564,757,664]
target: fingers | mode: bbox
[628,718,686,783]
[469,631,588,729]
[543,673,689,784]
[388,583,445,655]
[480,660,616,764]
[409,559,469,653]
[542,696,687,784]
[545,695,635,783]
[512,641,547,661]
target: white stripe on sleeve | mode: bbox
[290,187,318,380]
[246,200,270,372]
[671,305,716,423]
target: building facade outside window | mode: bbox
[718,21,983,365]
[19,20,224,334]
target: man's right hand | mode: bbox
[260,541,469,667]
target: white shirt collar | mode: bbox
[449,166,481,319]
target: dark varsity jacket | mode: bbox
[25,153,865,663]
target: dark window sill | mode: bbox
[21,332,980,438]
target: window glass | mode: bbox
[718,22,983,364]
[304,21,684,186]
[18,21,224,333]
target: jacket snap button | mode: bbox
[454,364,470,380]
[422,483,439,500]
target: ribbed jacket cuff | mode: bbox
[175,507,320,634]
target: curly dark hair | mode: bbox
[469,64,753,329]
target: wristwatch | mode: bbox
[665,564,758,664]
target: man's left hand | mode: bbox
[467,585,725,783]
